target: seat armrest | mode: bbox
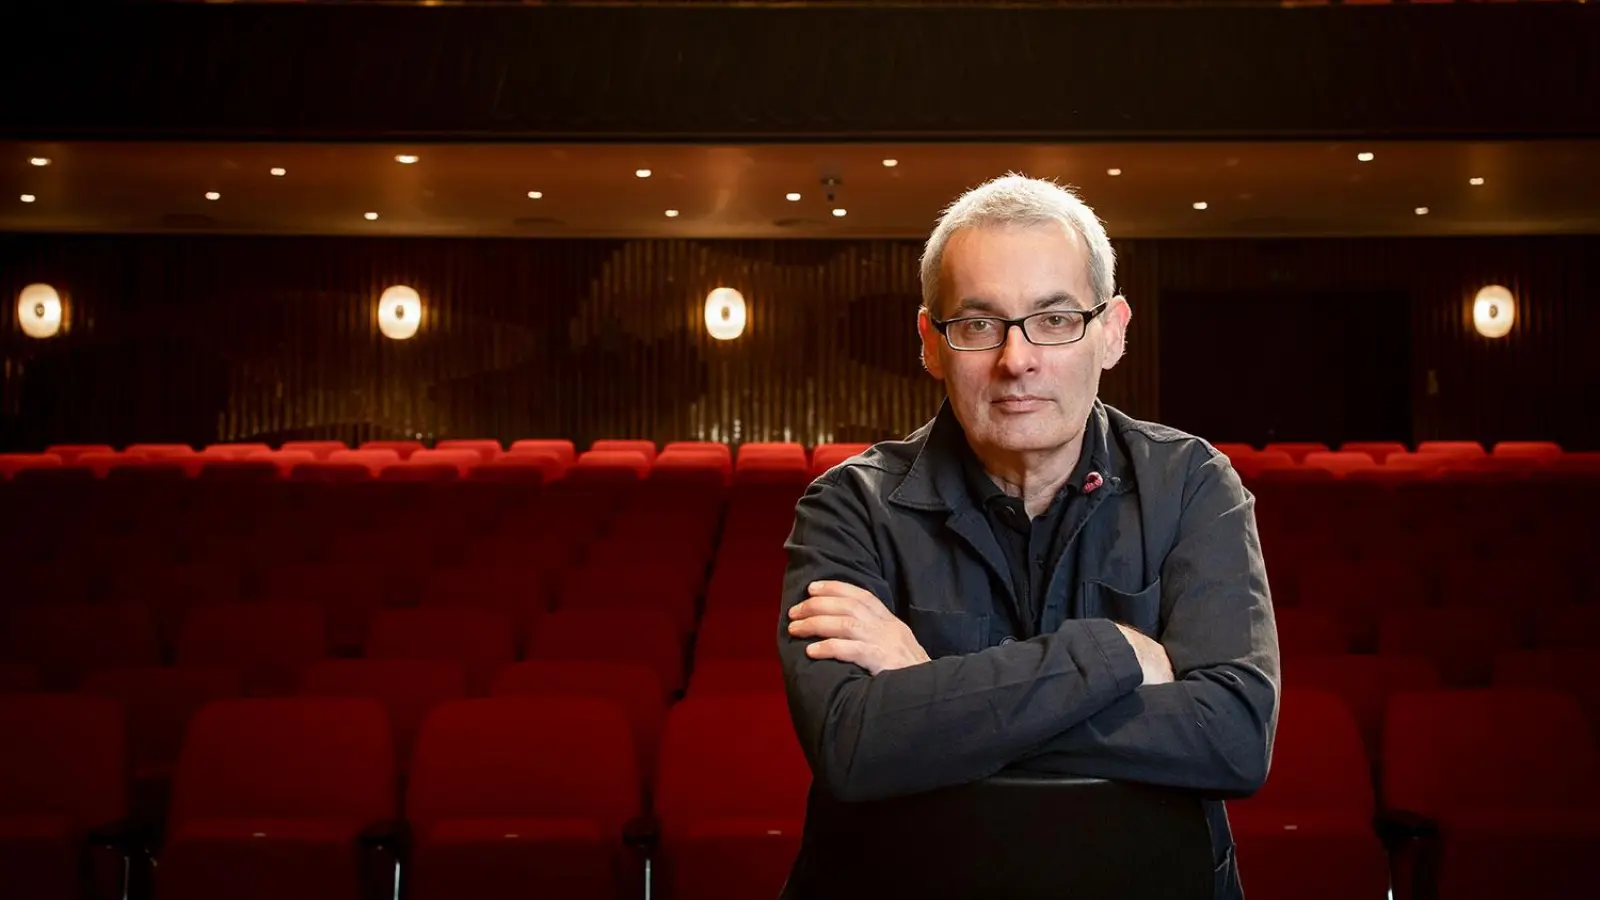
[623,814,660,854]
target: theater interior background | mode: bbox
[1,2,1597,900]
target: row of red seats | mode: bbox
[1219,440,1568,462]
[1232,687,1599,900]
[0,690,808,900]
[0,439,873,485]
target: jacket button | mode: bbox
[1000,636,1017,645]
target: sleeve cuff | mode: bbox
[1083,618,1145,694]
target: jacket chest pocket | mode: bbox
[905,605,990,658]
[1080,578,1163,636]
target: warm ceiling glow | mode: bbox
[1357,152,1375,162]
[17,284,63,339]
[664,209,680,218]
[785,192,802,201]
[20,194,35,204]
[1472,285,1515,339]
[1469,177,1485,186]
[704,287,747,341]
[1193,201,1209,210]
[831,208,848,217]
[882,159,898,167]
[395,155,419,165]
[364,212,379,221]
[1415,207,1430,216]
[29,157,49,167]
[635,168,652,178]
[527,191,543,199]
[378,285,423,340]
[205,192,220,201]
[270,167,287,177]
[1107,168,1122,176]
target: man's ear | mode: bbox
[1100,295,1132,371]
[917,308,946,380]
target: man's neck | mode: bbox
[974,435,1084,518]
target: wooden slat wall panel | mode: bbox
[0,233,1592,451]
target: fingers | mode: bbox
[787,594,866,621]
[805,638,875,670]
[787,614,860,641]
[806,580,890,618]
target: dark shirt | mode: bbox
[961,414,1100,639]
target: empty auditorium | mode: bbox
[1,1,1597,899]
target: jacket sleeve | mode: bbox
[779,470,1146,804]
[1012,452,1281,798]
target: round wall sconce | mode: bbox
[1472,285,1515,339]
[378,285,423,340]
[17,283,63,339]
[704,287,747,341]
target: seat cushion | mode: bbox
[411,818,625,900]
[158,818,368,900]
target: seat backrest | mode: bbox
[655,693,811,832]
[687,659,785,696]
[366,608,516,693]
[298,659,467,763]
[1383,688,1599,816]
[1415,440,1486,458]
[662,441,731,461]
[82,666,243,776]
[0,695,127,827]
[1283,654,1440,758]
[1262,442,1330,463]
[509,439,576,465]
[360,440,425,459]
[435,439,504,461]
[491,660,666,782]
[1236,688,1372,813]
[1339,441,1407,463]
[171,698,394,828]
[176,603,326,695]
[280,440,348,460]
[407,697,639,833]
[589,439,657,463]
[3,601,163,689]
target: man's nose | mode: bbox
[995,324,1039,375]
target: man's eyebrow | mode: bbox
[948,292,1085,316]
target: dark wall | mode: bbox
[1,234,1594,451]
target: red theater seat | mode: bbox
[412,447,486,470]
[359,440,424,460]
[510,439,576,465]
[687,659,785,696]
[528,609,685,694]
[280,440,347,460]
[81,666,241,790]
[298,659,467,768]
[1282,654,1440,760]
[126,443,195,459]
[2,602,162,690]
[201,443,272,460]
[589,440,657,463]
[1230,690,1388,900]
[259,562,398,655]
[570,451,652,481]
[662,441,730,461]
[809,442,871,477]
[1492,650,1600,732]
[366,608,516,695]
[1339,441,1407,463]
[1300,451,1378,476]
[1272,608,1349,658]
[0,695,128,900]
[159,698,398,900]
[406,697,642,900]
[492,661,666,788]
[176,603,326,696]
[1262,442,1329,463]
[1378,607,1523,687]
[45,444,115,463]
[0,453,62,478]
[1296,560,1432,651]
[1415,441,1486,458]
[653,694,811,900]
[437,439,504,461]
[1382,690,1600,900]
[327,449,400,475]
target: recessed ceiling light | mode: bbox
[527,191,543,199]
[882,159,898,168]
[205,192,221,201]
[1357,152,1375,162]
[1415,206,1430,216]
[1106,168,1122,177]
[1469,177,1485,186]
[395,155,419,165]
[29,157,49,167]
[1192,201,1209,210]
[831,208,848,217]
[635,168,652,178]
[270,167,287,177]
[364,212,379,221]
[785,192,802,202]
[664,209,680,218]
[20,194,36,203]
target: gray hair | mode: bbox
[919,173,1117,317]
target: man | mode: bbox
[777,174,1280,899]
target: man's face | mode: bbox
[918,222,1129,459]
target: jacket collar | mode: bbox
[888,397,1129,513]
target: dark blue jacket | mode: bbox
[777,399,1281,899]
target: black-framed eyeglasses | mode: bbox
[930,302,1109,351]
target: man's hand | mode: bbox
[1115,623,1174,686]
[786,581,931,675]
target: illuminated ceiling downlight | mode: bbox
[1473,285,1516,339]
[378,285,423,340]
[704,287,747,341]
[17,283,63,339]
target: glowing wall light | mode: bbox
[1472,285,1515,339]
[704,287,747,341]
[378,285,422,340]
[17,283,63,339]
